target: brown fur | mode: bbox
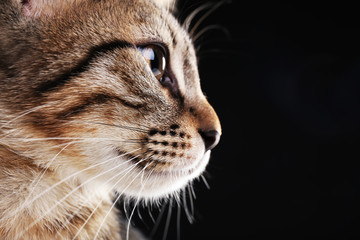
[0,0,221,239]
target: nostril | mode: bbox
[198,130,221,152]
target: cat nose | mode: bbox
[199,130,221,151]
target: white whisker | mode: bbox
[176,201,181,240]
[0,104,51,132]
[136,204,144,223]
[4,137,139,142]
[187,185,194,217]
[72,120,150,133]
[182,189,194,224]
[148,205,156,224]
[189,0,228,38]
[162,198,173,240]
[192,24,230,43]
[150,202,167,238]
[123,199,130,221]
[189,183,196,200]
[94,157,151,240]
[183,2,212,32]
[200,174,210,189]
[54,204,85,238]
[71,156,145,240]
[126,162,154,240]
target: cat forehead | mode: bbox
[58,0,196,57]
[107,0,193,49]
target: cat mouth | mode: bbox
[116,149,210,178]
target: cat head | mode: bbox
[0,0,221,200]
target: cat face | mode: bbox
[0,0,221,200]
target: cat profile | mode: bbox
[0,0,221,239]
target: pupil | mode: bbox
[151,55,160,75]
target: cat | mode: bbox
[0,0,221,239]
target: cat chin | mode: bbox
[114,151,211,200]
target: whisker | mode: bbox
[150,201,167,238]
[76,120,150,133]
[189,183,197,200]
[54,205,85,238]
[94,157,151,240]
[0,104,51,132]
[177,201,181,240]
[200,174,210,189]
[126,202,140,240]
[72,156,145,240]
[123,200,130,221]
[126,162,154,240]
[148,205,156,224]
[187,185,195,217]
[136,205,144,224]
[182,2,212,32]
[192,24,231,43]
[125,197,142,240]
[140,154,156,187]
[133,122,152,131]
[3,137,148,147]
[182,189,194,224]
[162,198,173,240]
[5,137,137,142]
[189,0,229,38]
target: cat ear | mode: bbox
[152,0,176,11]
[20,0,81,18]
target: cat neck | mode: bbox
[0,145,121,239]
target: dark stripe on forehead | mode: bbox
[57,93,145,119]
[161,14,178,48]
[168,25,177,47]
[35,40,134,95]
[182,46,194,80]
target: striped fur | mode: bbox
[0,0,221,239]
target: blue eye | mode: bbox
[138,44,166,81]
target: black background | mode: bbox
[133,1,360,239]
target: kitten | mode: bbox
[0,0,221,239]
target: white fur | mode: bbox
[152,0,176,10]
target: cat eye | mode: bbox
[138,44,166,81]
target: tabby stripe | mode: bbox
[167,24,177,47]
[35,40,134,94]
[57,93,144,119]
[182,45,194,84]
